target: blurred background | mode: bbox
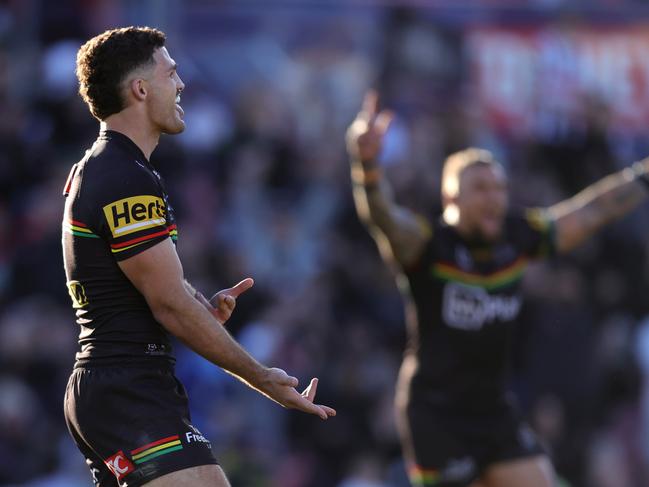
[2,0,649,486]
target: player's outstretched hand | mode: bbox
[260,368,336,420]
[346,90,393,163]
[636,156,649,172]
[195,278,254,325]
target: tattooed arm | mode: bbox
[549,160,649,254]
[347,92,431,268]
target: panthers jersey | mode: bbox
[401,212,555,413]
[62,130,178,365]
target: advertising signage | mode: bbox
[466,26,649,135]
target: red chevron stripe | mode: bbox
[131,435,180,455]
[110,229,168,249]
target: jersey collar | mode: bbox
[99,130,151,167]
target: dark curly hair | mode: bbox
[76,26,166,120]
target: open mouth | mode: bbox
[175,94,184,117]
[481,212,503,228]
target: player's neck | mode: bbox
[453,219,474,241]
[443,204,470,236]
[101,111,159,161]
[445,211,486,244]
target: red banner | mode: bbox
[466,25,649,135]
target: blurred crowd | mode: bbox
[3,1,649,486]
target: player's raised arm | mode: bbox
[119,239,336,420]
[346,91,431,268]
[548,159,649,254]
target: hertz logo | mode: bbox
[103,195,166,237]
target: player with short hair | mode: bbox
[63,26,335,487]
[346,91,649,487]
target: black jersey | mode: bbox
[402,211,555,413]
[62,130,178,365]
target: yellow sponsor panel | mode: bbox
[103,195,166,238]
[67,280,89,308]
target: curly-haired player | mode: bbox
[63,26,335,487]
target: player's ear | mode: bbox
[441,188,457,209]
[442,191,460,225]
[129,78,147,101]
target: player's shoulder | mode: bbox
[432,214,454,239]
[80,133,160,202]
[502,208,554,254]
[505,207,552,232]
[83,132,149,177]
[72,133,169,241]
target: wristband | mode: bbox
[360,158,379,170]
[351,164,382,187]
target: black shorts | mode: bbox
[396,398,546,487]
[64,364,218,487]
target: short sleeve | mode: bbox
[89,165,171,261]
[509,208,556,260]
